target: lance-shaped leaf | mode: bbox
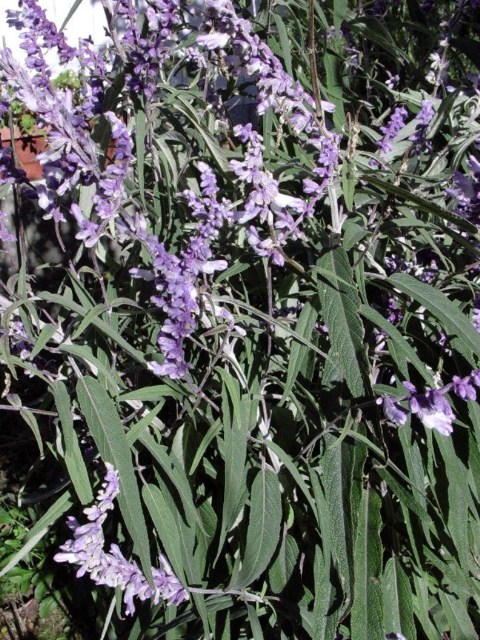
[317,248,368,397]
[215,383,249,563]
[76,376,152,583]
[231,469,282,589]
[389,273,480,365]
[51,381,93,504]
[382,557,416,640]
[282,299,320,401]
[351,484,384,640]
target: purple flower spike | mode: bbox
[54,463,188,615]
[409,100,435,145]
[376,106,408,154]
[131,161,233,379]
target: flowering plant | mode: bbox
[0,0,480,637]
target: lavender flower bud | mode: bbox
[376,106,408,154]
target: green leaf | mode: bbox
[333,0,348,29]
[125,403,165,447]
[119,385,182,403]
[438,591,477,640]
[350,485,384,640]
[139,431,203,534]
[0,491,73,578]
[142,483,188,588]
[70,304,110,341]
[76,376,152,583]
[59,0,85,30]
[143,479,209,633]
[166,92,230,172]
[376,466,430,522]
[341,158,356,212]
[282,300,320,401]
[349,17,408,60]
[216,392,249,563]
[435,437,469,572]
[51,381,93,504]
[359,305,434,384]
[59,343,120,394]
[313,544,339,640]
[382,557,416,639]
[263,440,317,515]
[268,532,299,594]
[38,292,146,366]
[389,273,480,364]
[0,528,49,578]
[316,436,359,613]
[324,50,345,129]
[25,491,73,542]
[232,469,282,589]
[29,324,57,359]
[19,408,43,458]
[247,604,264,640]
[214,295,329,360]
[188,419,222,476]
[317,247,368,397]
[412,574,439,640]
[272,14,293,76]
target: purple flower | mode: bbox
[0,147,27,186]
[6,0,77,66]
[451,375,476,401]
[0,210,16,243]
[409,100,435,145]
[131,162,232,378]
[385,71,400,89]
[471,370,480,387]
[376,106,408,154]
[446,155,480,223]
[117,0,181,99]
[197,32,230,49]
[246,226,285,266]
[70,204,100,248]
[382,376,467,436]
[382,396,408,426]
[54,463,188,615]
[473,308,480,332]
[407,385,454,436]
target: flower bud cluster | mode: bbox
[131,162,232,378]
[376,106,408,155]
[117,0,181,99]
[409,100,435,146]
[54,463,188,616]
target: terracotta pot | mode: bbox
[0,126,48,181]
[1,125,120,182]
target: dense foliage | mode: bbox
[0,0,480,638]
